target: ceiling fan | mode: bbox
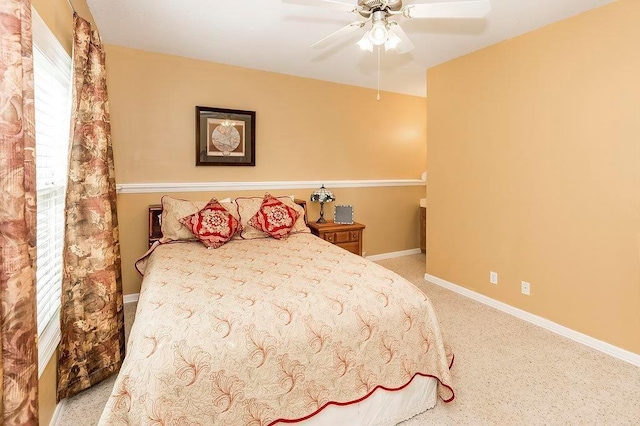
[283,0,491,54]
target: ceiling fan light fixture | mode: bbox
[367,21,388,46]
[384,30,402,51]
[294,0,491,56]
[357,33,374,52]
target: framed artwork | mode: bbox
[334,205,354,224]
[196,106,256,166]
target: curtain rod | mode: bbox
[67,0,76,13]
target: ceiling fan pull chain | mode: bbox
[377,45,381,101]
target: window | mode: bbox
[32,9,72,376]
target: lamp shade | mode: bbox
[357,33,374,52]
[310,185,335,204]
[384,30,402,51]
[368,21,388,46]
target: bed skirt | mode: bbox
[294,375,438,426]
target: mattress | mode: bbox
[99,233,454,425]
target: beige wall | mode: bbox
[32,0,95,54]
[426,0,640,353]
[37,357,58,425]
[106,45,428,295]
[107,46,426,184]
[31,0,96,424]
[118,186,425,295]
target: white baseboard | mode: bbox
[49,399,66,426]
[123,293,139,304]
[424,273,640,368]
[367,248,422,261]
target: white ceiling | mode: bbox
[86,0,615,97]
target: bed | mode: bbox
[99,196,454,425]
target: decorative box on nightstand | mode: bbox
[307,220,365,256]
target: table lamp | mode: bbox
[310,185,335,223]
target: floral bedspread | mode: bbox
[99,233,454,425]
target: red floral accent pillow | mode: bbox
[180,198,241,248]
[248,195,299,239]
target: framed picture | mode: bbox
[334,205,354,224]
[196,106,256,166]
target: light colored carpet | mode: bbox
[58,254,640,425]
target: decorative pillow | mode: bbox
[248,195,299,239]
[235,195,309,240]
[179,198,241,248]
[160,196,235,243]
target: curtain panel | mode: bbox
[0,0,39,424]
[57,13,125,402]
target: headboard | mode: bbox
[148,198,308,247]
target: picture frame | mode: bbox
[196,106,256,166]
[334,205,354,224]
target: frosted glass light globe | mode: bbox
[368,22,388,46]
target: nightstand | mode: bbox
[148,204,162,247]
[308,221,365,256]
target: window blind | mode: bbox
[32,10,72,348]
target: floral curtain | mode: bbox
[57,13,125,401]
[0,0,39,424]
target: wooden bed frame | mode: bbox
[147,198,308,247]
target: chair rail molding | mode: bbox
[116,179,426,194]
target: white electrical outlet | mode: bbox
[521,281,531,295]
[490,271,498,285]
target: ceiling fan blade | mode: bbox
[310,21,364,49]
[282,0,358,12]
[404,0,491,19]
[389,24,415,54]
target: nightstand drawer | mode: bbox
[335,231,353,243]
[308,220,365,256]
[338,242,360,255]
[333,230,360,243]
